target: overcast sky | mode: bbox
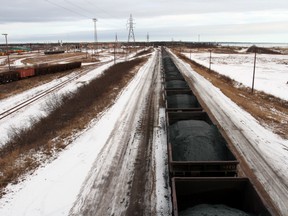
[1,0,288,43]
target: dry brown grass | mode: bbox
[176,52,288,139]
[134,48,153,57]
[0,57,147,197]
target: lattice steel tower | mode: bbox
[127,14,135,42]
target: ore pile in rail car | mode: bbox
[180,204,253,216]
[167,94,199,109]
[169,120,234,161]
[162,49,238,177]
[173,178,270,216]
[160,47,272,216]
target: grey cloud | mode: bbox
[1,0,288,23]
[1,0,288,43]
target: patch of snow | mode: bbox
[183,52,288,101]
[0,50,167,216]
[153,108,172,215]
[0,62,114,146]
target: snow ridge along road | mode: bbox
[170,50,288,215]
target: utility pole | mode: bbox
[146,32,149,50]
[92,18,98,56]
[2,33,11,70]
[85,43,88,59]
[209,50,212,71]
[127,14,135,43]
[251,50,257,93]
[147,32,149,43]
[114,33,118,64]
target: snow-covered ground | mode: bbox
[0,56,6,65]
[172,50,288,215]
[0,62,114,146]
[1,47,287,215]
[182,52,288,101]
[0,50,138,146]
[0,49,171,215]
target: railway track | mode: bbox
[0,64,99,121]
[161,48,277,215]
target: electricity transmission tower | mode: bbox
[92,18,98,55]
[127,14,135,43]
[147,32,149,43]
[114,33,118,64]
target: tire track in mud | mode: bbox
[70,51,159,216]
[125,52,160,216]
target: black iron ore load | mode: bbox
[180,204,253,216]
[165,80,189,89]
[169,120,233,161]
[167,94,199,109]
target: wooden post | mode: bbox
[252,51,257,93]
[114,43,116,64]
[209,50,212,71]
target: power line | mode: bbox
[84,0,118,19]
[64,0,95,17]
[43,0,124,29]
[43,0,91,19]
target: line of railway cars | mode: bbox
[161,48,272,216]
[0,61,81,84]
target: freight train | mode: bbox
[161,48,272,216]
[0,61,81,84]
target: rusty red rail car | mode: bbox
[0,61,81,84]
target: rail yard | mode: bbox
[0,46,287,215]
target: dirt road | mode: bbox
[70,50,162,215]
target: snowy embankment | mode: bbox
[0,50,138,146]
[0,62,114,146]
[182,52,288,101]
[171,51,288,215]
[12,57,26,66]
[0,50,169,215]
[0,57,6,65]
